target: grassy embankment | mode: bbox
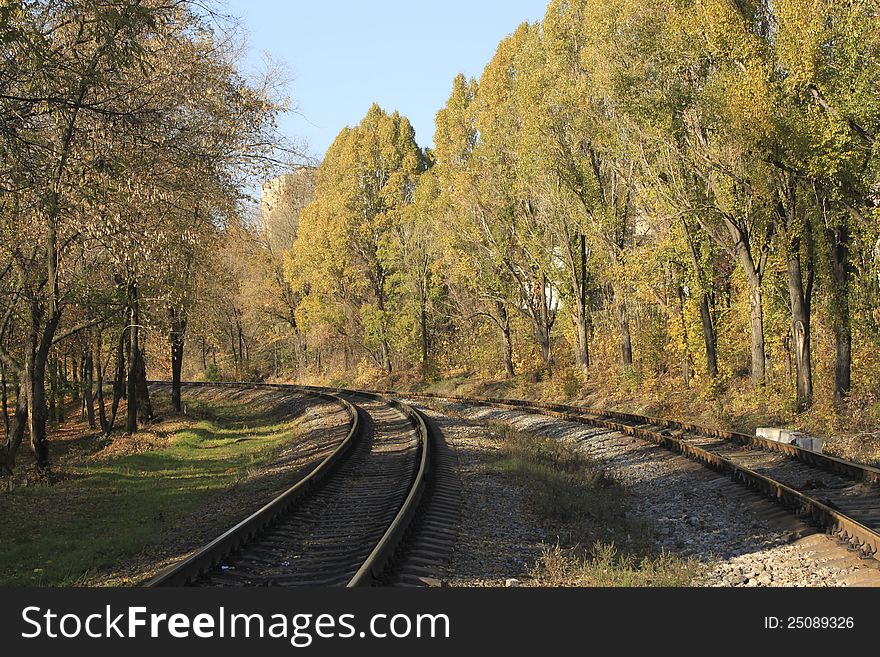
[0,398,303,586]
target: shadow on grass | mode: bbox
[0,398,307,587]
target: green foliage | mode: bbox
[280,0,879,434]
[203,363,223,383]
[286,104,427,373]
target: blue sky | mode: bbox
[223,1,549,161]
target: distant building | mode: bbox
[260,167,317,251]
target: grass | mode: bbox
[0,399,302,586]
[486,422,700,587]
[535,543,700,587]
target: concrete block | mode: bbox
[756,427,785,442]
[756,427,823,454]
[793,434,823,453]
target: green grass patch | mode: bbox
[488,423,699,587]
[0,400,301,586]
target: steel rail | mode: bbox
[144,384,360,586]
[375,390,880,560]
[267,384,433,586]
[346,392,430,587]
[143,382,431,587]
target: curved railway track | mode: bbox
[145,383,453,587]
[146,381,878,586]
[383,391,880,562]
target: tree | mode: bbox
[0,0,173,467]
[0,0,285,470]
[394,169,444,370]
[433,75,519,378]
[288,105,426,374]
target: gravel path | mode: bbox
[423,401,880,588]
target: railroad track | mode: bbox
[146,381,879,583]
[146,383,458,587]
[381,391,880,562]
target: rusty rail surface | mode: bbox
[375,389,880,560]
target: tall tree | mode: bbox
[288,105,425,374]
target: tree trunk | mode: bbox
[574,316,591,371]
[27,349,50,467]
[135,346,152,424]
[237,320,245,372]
[1,383,28,474]
[79,357,86,420]
[420,291,429,369]
[57,356,66,423]
[6,214,66,471]
[827,223,851,404]
[536,324,552,374]
[48,358,57,424]
[171,340,184,413]
[681,218,718,378]
[834,321,851,405]
[696,212,768,387]
[83,349,95,429]
[380,339,392,374]
[108,324,127,435]
[733,240,767,386]
[95,333,108,433]
[228,319,239,376]
[573,233,591,371]
[26,296,58,467]
[73,357,82,418]
[527,275,554,375]
[126,285,139,433]
[779,176,814,411]
[677,285,692,388]
[496,301,515,378]
[787,249,813,412]
[746,283,766,386]
[168,306,186,414]
[614,289,634,368]
[377,288,392,374]
[1,360,8,441]
[698,294,718,378]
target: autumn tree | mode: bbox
[287,105,426,374]
[0,0,176,467]
[0,0,285,469]
[433,75,519,377]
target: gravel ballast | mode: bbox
[422,401,880,588]
[417,408,551,587]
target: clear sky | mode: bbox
[223,0,549,161]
